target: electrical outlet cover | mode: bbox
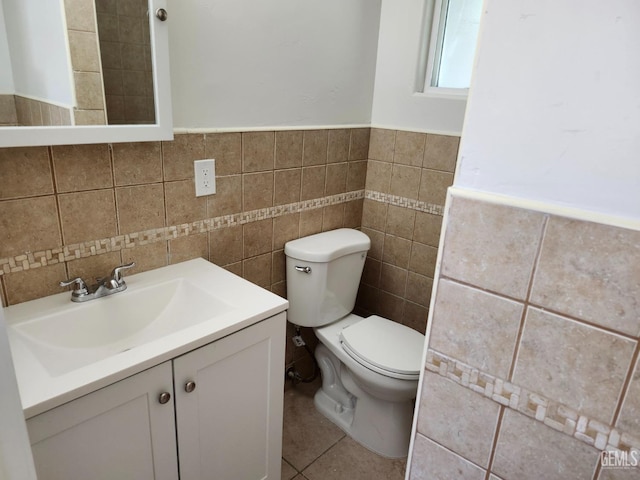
[194,159,216,197]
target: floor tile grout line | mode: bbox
[282,378,408,479]
[281,457,299,478]
[297,432,348,475]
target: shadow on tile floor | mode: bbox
[281,377,407,480]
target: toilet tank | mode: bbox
[284,229,370,327]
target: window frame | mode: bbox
[415,0,476,98]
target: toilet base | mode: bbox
[313,343,415,459]
[314,388,354,432]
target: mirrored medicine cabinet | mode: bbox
[0,0,172,148]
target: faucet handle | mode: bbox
[111,262,136,286]
[60,277,89,295]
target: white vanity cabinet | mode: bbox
[174,312,286,480]
[27,361,179,480]
[25,313,286,480]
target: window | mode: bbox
[416,0,483,94]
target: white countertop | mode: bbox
[3,259,288,418]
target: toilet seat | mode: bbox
[339,316,424,380]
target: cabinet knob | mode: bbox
[185,381,197,393]
[158,392,171,404]
[156,8,168,21]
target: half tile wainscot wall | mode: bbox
[0,129,369,369]
[0,129,372,302]
[409,190,640,480]
[355,128,459,334]
[0,128,459,369]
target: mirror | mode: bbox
[0,0,171,147]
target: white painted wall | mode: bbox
[456,0,640,221]
[168,0,381,129]
[0,309,37,480]
[2,0,73,105]
[0,2,14,93]
[370,0,467,135]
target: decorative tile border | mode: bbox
[0,190,365,276]
[0,189,442,276]
[365,190,445,216]
[425,348,640,459]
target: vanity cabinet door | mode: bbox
[26,362,179,480]
[173,312,286,480]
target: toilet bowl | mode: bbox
[284,229,425,458]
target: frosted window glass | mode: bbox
[434,0,482,89]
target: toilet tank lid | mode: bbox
[285,229,370,262]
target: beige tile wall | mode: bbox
[96,0,154,124]
[0,128,370,368]
[0,126,458,375]
[355,128,459,334]
[409,193,640,480]
[0,95,18,126]
[13,96,73,127]
[65,0,108,125]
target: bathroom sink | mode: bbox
[3,258,289,417]
[11,278,231,377]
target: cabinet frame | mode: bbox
[26,313,286,480]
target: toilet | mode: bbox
[284,228,425,458]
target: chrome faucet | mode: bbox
[60,262,136,303]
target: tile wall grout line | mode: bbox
[507,215,549,382]
[482,406,505,480]
[413,431,488,476]
[0,191,365,278]
[610,341,640,431]
[436,275,528,305]
[590,458,603,480]
[0,272,7,307]
[437,274,640,342]
[425,348,640,460]
[365,190,445,216]
[524,304,640,342]
[48,144,69,282]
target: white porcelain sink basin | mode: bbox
[4,258,288,417]
[11,278,231,377]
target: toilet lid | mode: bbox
[339,316,424,380]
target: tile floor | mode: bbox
[281,378,407,480]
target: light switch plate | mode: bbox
[194,159,216,197]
